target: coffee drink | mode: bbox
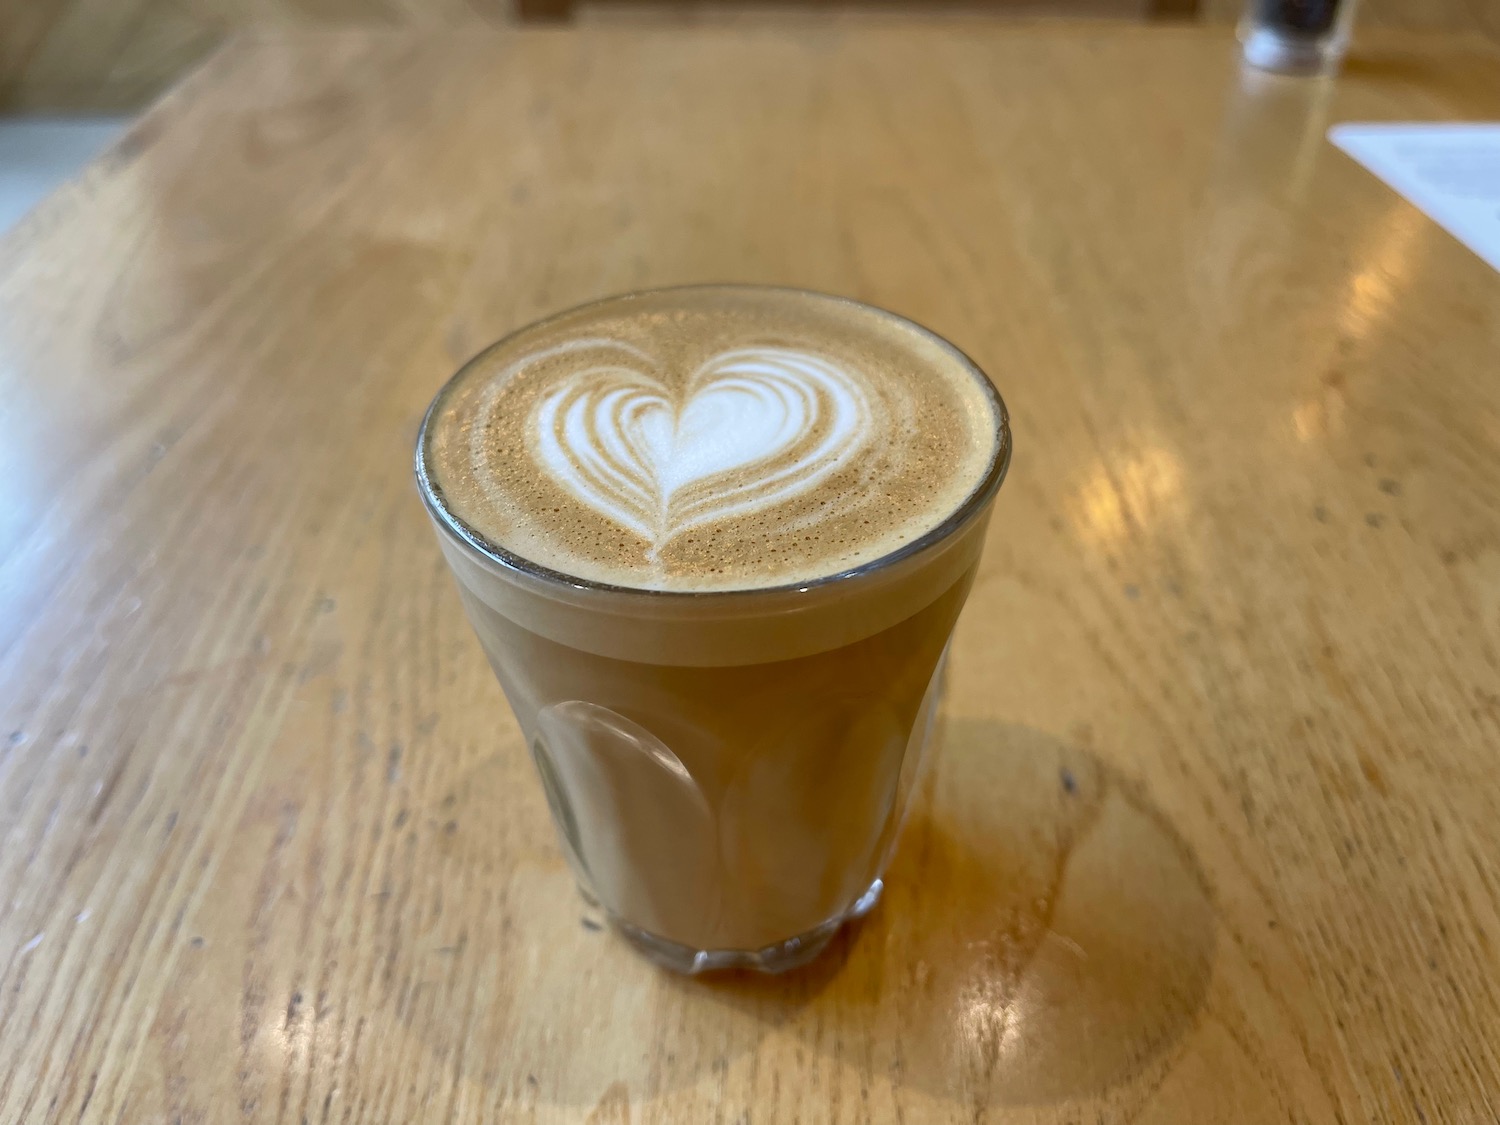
[418,287,1010,972]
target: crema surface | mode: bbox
[422,287,1001,591]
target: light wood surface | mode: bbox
[0,0,517,111]
[8,0,1498,111]
[3,23,1500,1124]
[0,0,1159,112]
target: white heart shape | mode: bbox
[533,346,872,552]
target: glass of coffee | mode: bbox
[416,286,1010,974]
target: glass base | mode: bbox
[608,878,885,975]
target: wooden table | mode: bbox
[2,23,1498,1124]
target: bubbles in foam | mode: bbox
[422,287,1003,592]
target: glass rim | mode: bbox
[414,283,1013,601]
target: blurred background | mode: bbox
[0,0,1497,234]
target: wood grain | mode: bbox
[0,0,1157,112]
[2,23,1500,1124]
[7,0,1497,111]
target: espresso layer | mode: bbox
[423,287,1001,591]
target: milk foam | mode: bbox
[422,287,1003,592]
[533,343,872,556]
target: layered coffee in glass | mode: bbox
[416,286,1010,973]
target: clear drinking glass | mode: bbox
[1240,0,1360,75]
[415,293,1012,974]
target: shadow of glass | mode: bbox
[885,717,1217,1106]
[381,718,1216,1115]
[663,717,1219,1111]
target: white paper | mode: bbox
[1329,123,1500,273]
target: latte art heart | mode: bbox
[533,347,872,551]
